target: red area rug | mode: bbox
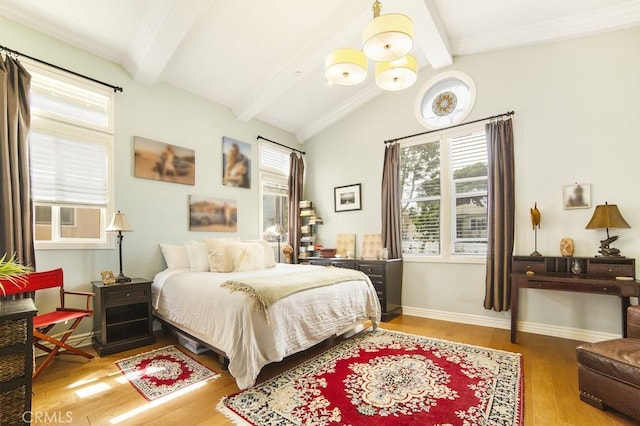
[219,328,523,425]
[116,345,219,401]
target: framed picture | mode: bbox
[334,183,362,212]
[134,136,195,185]
[563,183,591,209]
[189,195,237,232]
[222,136,251,189]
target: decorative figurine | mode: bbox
[560,237,575,257]
[530,202,542,256]
[100,270,116,285]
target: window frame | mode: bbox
[258,142,291,243]
[24,59,115,250]
[400,124,487,264]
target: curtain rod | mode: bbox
[0,44,123,93]
[257,135,305,155]
[384,110,514,144]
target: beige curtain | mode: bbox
[381,142,402,259]
[484,118,515,311]
[0,55,34,268]
[287,152,304,263]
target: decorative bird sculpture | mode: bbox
[530,202,541,230]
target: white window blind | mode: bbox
[28,62,113,131]
[30,131,107,205]
[450,131,488,255]
[259,142,290,175]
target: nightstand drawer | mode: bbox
[105,287,147,304]
[358,263,384,277]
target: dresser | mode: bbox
[0,298,37,425]
[303,257,403,321]
[92,278,155,356]
[511,255,639,343]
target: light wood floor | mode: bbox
[31,315,637,426]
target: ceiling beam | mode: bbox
[124,0,213,85]
[411,0,453,70]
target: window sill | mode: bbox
[403,255,486,265]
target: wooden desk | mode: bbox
[510,256,640,343]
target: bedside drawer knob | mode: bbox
[126,292,131,297]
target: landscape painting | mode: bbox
[134,136,195,185]
[189,195,238,232]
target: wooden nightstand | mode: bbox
[92,278,155,356]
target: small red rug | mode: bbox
[116,345,219,401]
[219,328,523,425]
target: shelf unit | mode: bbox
[299,201,320,260]
[92,278,155,356]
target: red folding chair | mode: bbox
[2,268,94,380]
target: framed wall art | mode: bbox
[563,183,591,209]
[334,183,362,212]
[189,195,237,232]
[134,136,195,185]
[222,136,251,189]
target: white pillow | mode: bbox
[185,240,209,272]
[228,242,266,272]
[159,244,190,269]
[204,237,239,272]
[243,239,276,268]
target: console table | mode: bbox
[510,255,640,343]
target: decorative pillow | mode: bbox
[204,237,239,272]
[159,244,190,269]
[184,240,209,272]
[243,239,277,268]
[228,242,266,272]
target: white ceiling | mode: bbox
[1,0,639,142]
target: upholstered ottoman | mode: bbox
[576,312,640,421]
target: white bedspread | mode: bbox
[152,263,381,389]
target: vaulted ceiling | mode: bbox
[1,0,638,142]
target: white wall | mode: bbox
[304,27,640,340]
[3,15,639,342]
[0,16,302,337]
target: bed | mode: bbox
[152,252,381,389]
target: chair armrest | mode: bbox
[61,290,95,311]
[628,305,640,339]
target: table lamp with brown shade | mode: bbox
[106,210,134,282]
[585,202,631,257]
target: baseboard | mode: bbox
[400,306,620,343]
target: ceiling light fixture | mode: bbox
[375,54,417,91]
[324,48,368,86]
[324,1,416,91]
[362,0,413,62]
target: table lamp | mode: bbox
[585,202,630,257]
[264,224,286,262]
[106,211,134,282]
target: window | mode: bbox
[25,60,114,249]
[259,142,290,242]
[415,71,477,130]
[400,127,487,260]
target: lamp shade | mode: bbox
[106,211,133,232]
[585,203,631,230]
[325,48,368,86]
[375,54,417,91]
[362,13,413,62]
